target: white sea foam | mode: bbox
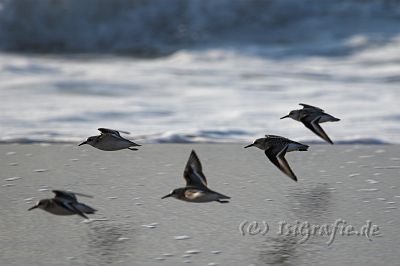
[0,47,399,144]
[5,176,22,181]
[174,235,191,240]
[142,223,158,229]
[34,169,49,173]
[358,188,379,192]
[185,250,200,254]
[0,2,399,144]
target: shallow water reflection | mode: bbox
[85,222,134,265]
[257,236,298,266]
[288,183,333,221]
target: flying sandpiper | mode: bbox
[245,135,309,182]
[28,190,97,219]
[281,103,340,144]
[162,150,230,203]
[79,128,141,151]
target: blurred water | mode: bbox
[0,0,399,55]
[0,47,399,143]
[0,0,400,143]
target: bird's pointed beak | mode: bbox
[244,143,254,148]
[280,114,290,119]
[78,141,87,146]
[28,205,38,211]
[161,193,172,199]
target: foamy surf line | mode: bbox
[0,133,392,145]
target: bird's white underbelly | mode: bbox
[184,191,219,203]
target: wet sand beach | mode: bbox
[1,144,399,265]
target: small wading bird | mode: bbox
[245,135,309,182]
[162,150,230,203]
[280,103,340,144]
[28,190,96,219]
[79,128,141,151]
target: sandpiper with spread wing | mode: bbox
[79,128,141,151]
[244,135,309,182]
[162,150,230,203]
[281,103,340,144]
[28,190,97,219]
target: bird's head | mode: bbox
[161,188,184,199]
[280,110,300,120]
[244,138,268,150]
[78,136,97,147]
[28,199,48,211]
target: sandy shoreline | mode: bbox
[1,143,399,265]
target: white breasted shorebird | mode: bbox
[79,128,141,151]
[28,190,96,219]
[280,103,340,144]
[162,150,230,203]
[244,135,309,182]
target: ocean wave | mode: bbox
[0,0,399,55]
[0,131,393,145]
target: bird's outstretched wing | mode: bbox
[265,134,285,139]
[299,103,324,112]
[98,128,130,136]
[52,190,93,201]
[265,135,291,143]
[183,150,208,188]
[264,145,298,182]
[52,190,77,201]
[301,116,333,144]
